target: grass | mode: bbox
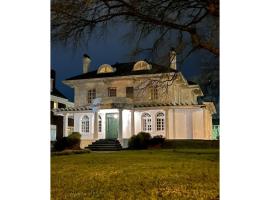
[51,149,219,200]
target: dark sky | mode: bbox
[51,26,205,101]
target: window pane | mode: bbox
[126,87,134,98]
[108,88,117,97]
[151,86,158,100]
[88,89,96,103]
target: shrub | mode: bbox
[128,132,151,149]
[149,135,165,147]
[54,137,68,151]
[67,132,81,150]
[54,132,81,151]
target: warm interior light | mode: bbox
[113,114,118,119]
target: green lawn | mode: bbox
[51,149,219,200]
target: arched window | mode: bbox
[98,115,102,133]
[81,115,89,133]
[97,64,114,74]
[142,113,152,132]
[156,112,165,131]
[133,61,151,71]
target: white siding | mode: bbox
[174,109,187,139]
[192,110,204,139]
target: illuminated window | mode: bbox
[156,112,165,131]
[142,113,152,132]
[108,87,117,97]
[81,115,89,133]
[97,64,114,73]
[87,89,96,103]
[133,61,151,71]
[53,101,58,109]
[151,86,158,100]
[98,115,102,133]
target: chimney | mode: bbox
[51,69,56,92]
[83,54,91,73]
[169,48,177,70]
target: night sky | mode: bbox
[51,26,205,102]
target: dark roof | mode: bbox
[51,88,67,99]
[66,62,177,81]
[187,80,198,85]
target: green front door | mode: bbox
[106,113,119,139]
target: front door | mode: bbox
[106,113,119,139]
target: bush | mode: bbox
[128,132,151,149]
[67,132,81,149]
[54,132,81,151]
[149,135,165,147]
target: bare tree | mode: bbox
[51,0,219,100]
[51,0,219,62]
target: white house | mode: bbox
[53,51,216,148]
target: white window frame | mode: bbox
[156,112,165,131]
[142,113,152,132]
[81,115,90,133]
[87,89,96,104]
[108,87,117,97]
[151,86,158,100]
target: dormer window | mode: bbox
[97,64,114,74]
[132,61,151,71]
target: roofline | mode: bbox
[51,95,74,107]
[63,72,181,88]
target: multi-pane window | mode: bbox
[87,89,96,104]
[156,112,165,131]
[142,113,152,132]
[108,87,117,97]
[126,87,134,98]
[151,86,158,100]
[98,115,102,133]
[81,115,89,133]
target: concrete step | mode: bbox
[86,139,122,151]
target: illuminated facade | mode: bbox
[53,52,216,148]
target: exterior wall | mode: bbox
[167,107,213,140]
[73,112,94,140]
[203,109,212,139]
[174,109,187,139]
[71,106,213,148]
[192,110,205,139]
[134,109,166,137]
[71,73,201,107]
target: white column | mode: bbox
[63,113,68,137]
[131,110,135,136]
[94,112,98,140]
[118,109,123,139]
